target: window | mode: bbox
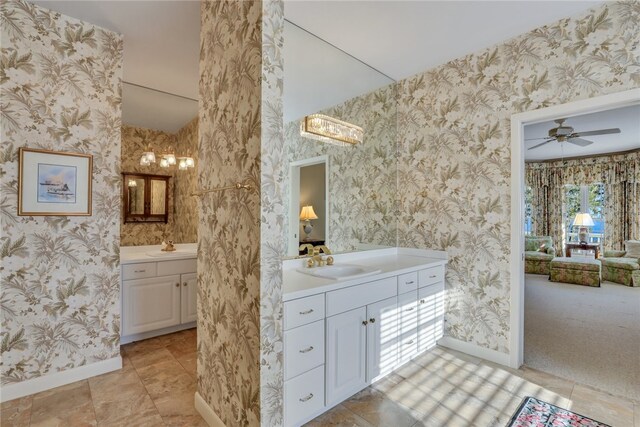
[524,186,533,235]
[564,183,605,244]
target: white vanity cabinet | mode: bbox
[121,257,197,343]
[283,258,446,427]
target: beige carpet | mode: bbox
[524,274,640,402]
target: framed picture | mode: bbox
[18,148,93,216]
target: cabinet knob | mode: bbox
[369,318,376,323]
[175,283,180,287]
[420,299,425,304]
[362,320,368,326]
[299,393,314,403]
[183,282,188,287]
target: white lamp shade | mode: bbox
[299,205,318,221]
[572,213,595,227]
[186,157,195,167]
[165,153,176,165]
[159,157,169,168]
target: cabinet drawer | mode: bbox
[398,290,418,334]
[398,271,418,294]
[284,320,324,381]
[326,276,397,317]
[284,365,325,427]
[284,294,325,330]
[156,258,197,276]
[418,265,445,287]
[122,262,157,280]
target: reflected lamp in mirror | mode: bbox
[300,114,364,146]
[300,205,318,240]
[572,212,595,243]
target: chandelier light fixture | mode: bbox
[300,114,364,146]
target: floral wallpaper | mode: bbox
[0,0,122,385]
[198,0,284,425]
[396,1,640,353]
[174,117,198,243]
[285,83,398,253]
[120,120,198,246]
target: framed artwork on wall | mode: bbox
[18,148,93,216]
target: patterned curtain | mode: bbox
[526,151,640,253]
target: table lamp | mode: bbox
[299,205,318,240]
[572,213,594,244]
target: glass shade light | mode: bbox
[159,157,169,168]
[299,205,318,221]
[300,114,363,146]
[186,157,195,168]
[139,155,150,166]
[127,179,137,187]
[143,151,156,163]
[178,158,188,170]
[165,153,177,165]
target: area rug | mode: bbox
[507,396,611,427]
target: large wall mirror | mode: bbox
[284,20,398,257]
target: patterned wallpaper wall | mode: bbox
[120,120,198,246]
[198,0,285,425]
[285,84,398,253]
[0,0,123,385]
[396,1,639,353]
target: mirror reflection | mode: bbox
[284,20,397,257]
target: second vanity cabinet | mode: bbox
[121,258,197,343]
[284,262,446,426]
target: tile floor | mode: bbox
[1,328,204,427]
[2,329,638,427]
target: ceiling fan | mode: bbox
[526,118,621,150]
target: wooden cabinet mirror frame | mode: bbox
[122,173,170,223]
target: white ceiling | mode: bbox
[524,105,640,161]
[284,1,602,81]
[33,1,604,131]
[32,0,199,133]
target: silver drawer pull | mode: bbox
[406,281,415,284]
[299,393,314,402]
[405,307,415,311]
[429,275,437,278]
[134,269,146,273]
[405,340,414,345]
[299,346,314,353]
[299,309,314,315]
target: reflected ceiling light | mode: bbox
[300,114,363,146]
[159,157,169,168]
[165,153,177,165]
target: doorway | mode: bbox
[288,155,329,257]
[509,88,640,369]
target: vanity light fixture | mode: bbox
[300,114,363,146]
[159,157,170,168]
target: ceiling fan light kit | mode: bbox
[526,118,621,151]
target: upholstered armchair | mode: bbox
[601,245,640,287]
[525,236,556,275]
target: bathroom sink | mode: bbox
[297,264,382,280]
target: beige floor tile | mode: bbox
[151,388,207,427]
[88,368,147,405]
[166,340,193,359]
[516,366,575,398]
[29,381,97,427]
[136,359,195,399]
[303,404,373,427]
[342,387,423,427]
[570,384,635,427]
[0,396,32,427]
[175,351,197,378]
[129,347,176,370]
[92,392,160,426]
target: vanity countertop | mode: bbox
[120,243,197,264]
[283,247,447,301]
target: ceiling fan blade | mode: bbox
[568,137,593,147]
[525,136,552,141]
[573,128,621,137]
[528,139,553,150]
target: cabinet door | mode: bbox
[366,296,398,383]
[398,290,418,364]
[181,272,197,324]
[122,275,181,335]
[417,284,444,353]
[326,307,367,406]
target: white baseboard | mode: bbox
[0,356,122,403]
[120,322,196,345]
[438,336,510,367]
[195,391,226,427]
